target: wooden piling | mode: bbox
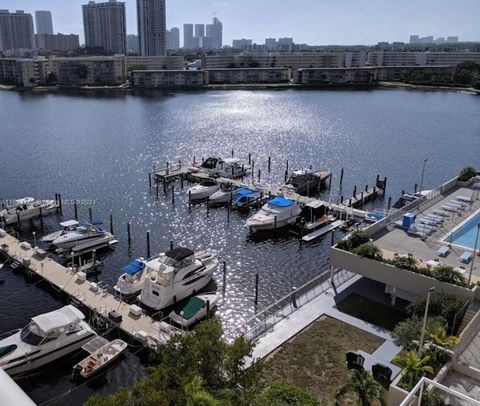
[148,172,152,188]
[109,214,114,234]
[248,153,251,165]
[231,148,234,158]
[254,273,259,309]
[258,169,261,182]
[353,185,357,197]
[284,170,288,183]
[89,207,93,222]
[74,200,78,220]
[57,193,62,214]
[171,184,175,206]
[222,261,227,296]
[331,229,335,246]
[387,196,392,210]
[268,156,271,172]
[251,160,255,178]
[340,168,344,185]
[127,221,131,246]
[146,231,151,258]
[39,207,44,231]
[170,240,174,251]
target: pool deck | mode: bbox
[373,186,480,278]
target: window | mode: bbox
[152,290,159,296]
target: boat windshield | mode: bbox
[160,255,194,268]
[20,323,45,346]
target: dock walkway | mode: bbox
[0,232,175,349]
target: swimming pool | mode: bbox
[446,211,480,249]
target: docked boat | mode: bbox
[246,197,302,231]
[187,180,220,200]
[232,189,262,209]
[52,221,115,252]
[138,247,218,311]
[284,169,329,196]
[41,220,80,243]
[0,197,57,225]
[197,157,249,179]
[169,293,219,328]
[209,185,238,205]
[0,305,96,376]
[73,338,127,379]
[114,258,148,297]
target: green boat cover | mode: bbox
[177,297,205,320]
[0,344,17,358]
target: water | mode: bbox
[0,88,479,405]
[447,210,480,249]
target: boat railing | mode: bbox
[234,268,354,341]
[0,328,21,339]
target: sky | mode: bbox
[2,0,479,46]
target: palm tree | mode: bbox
[432,265,467,286]
[428,326,460,348]
[392,351,434,390]
[184,376,219,406]
[335,370,386,406]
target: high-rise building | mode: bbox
[447,36,459,43]
[0,10,35,51]
[183,23,194,49]
[265,38,277,50]
[127,34,139,53]
[232,39,252,49]
[137,0,166,56]
[35,33,79,51]
[205,17,222,50]
[166,27,180,50]
[82,1,126,54]
[195,24,205,38]
[35,10,53,35]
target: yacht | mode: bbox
[232,189,262,209]
[52,221,115,251]
[138,247,218,311]
[41,220,80,243]
[284,169,326,196]
[0,305,96,376]
[0,197,57,225]
[114,257,149,297]
[246,197,302,231]
[209,185,238,205]
[187,180,220,200]
[198,157,249,179]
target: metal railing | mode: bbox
[234,268,354,340]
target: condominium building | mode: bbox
[35,33,80,52]
[166,27,180,50]
[366,51,480,66]
[137,0,166,56]
[183,24,194,49]
[0,57,48,87]
[205,17,222,50]
[82,1,126,54]
[127,34,139,54]
[35,10,53,35]
[232,39,253,50]
[132,69,207,88]
[206,68,290,84]
[126,55,184,71]
[195,24,205,39]
[0,10,35,51]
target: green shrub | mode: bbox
[432,265,468,287]
[407,291,464,326]
[389,256,420,272]
[348,230,371,249]
[353,243,383,260]
[256,383,321,406]
[458,166,477,182]
[392,316,445,350]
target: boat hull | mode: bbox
[247,216,297,231]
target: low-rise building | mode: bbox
[0,57,46,87]
[367,51,480,66]
[293,67,375,85]
[206,68,290,84]
[125,55,184,71]
[131,69,207,88]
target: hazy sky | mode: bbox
[3,0,479,45]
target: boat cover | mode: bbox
[177,296,205,320]
[0,344,17,358]
[236,189,253,196]
[32,305,85,334]
[122,260,145,275]
[59,220,79,228]
[268,197,295,207]
[166,247,194,261]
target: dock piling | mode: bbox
[251,160,255,179]
[58,193,62,214]
[39,207,44,231]
[180,178,184,190]
[353,185,357,197]
[248,153,251,165]
[171,184,175,206]
[193,155,196,165]
[268,156,271,172]
[74,200,78,220]
[222,261,227,297]
[109,214,114,234]
[340,168,344,186]
[89,207,93,222]
[254,273,259,311]
[170,240,174,251]
[383,177,387,197]
[146,231,151,258]
[127,221,131,246]
[387,196,392,210]
[231,148,234,158]
[284,170,288,183]
[331,230,335,246]
[258,169,261,182]
[414,183,418,193]
[156,182,159,199]
[148,172,152,188]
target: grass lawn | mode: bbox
[262,315,384,404]
[335,293,409,331]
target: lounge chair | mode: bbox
[407,226,428,237]
[418,218,441,226]
[346,351,365,372]
[425,214,444,223]
[449,201,466,209]
[460,252,473,263]
[442,205,459,213]
[456,195,473,203]
[372,363,393,389]
[437,246,450,257]
[433,209,450,217]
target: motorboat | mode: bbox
[0,305,96,376]
[114,258,149,297]
[246,197,302,231]
[232,189,262,210]
[197,157,249,179]
[392,193,420,209]
[41,220,80,243]
[187,180,220,200]
[52,221,115,252]
[209,185,238,205]
[285,169,328,196]
[169,293,219,328]
[73,338,127,379]
[138,247,218,311]
[0,197,57,225]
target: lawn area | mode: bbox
[335,293,409,331]
[262,315,385,404]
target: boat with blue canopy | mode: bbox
[232,189,262,209]
[246,196,302,231]
[114,258,148,297]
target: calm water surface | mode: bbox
[0,88,479,405]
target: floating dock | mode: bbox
[0,231,180,349]
[302,220,345,242]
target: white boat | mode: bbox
[41,220,80,243]
[73,338,127,379]
[209,185,238,205]
[246,197,302,231]
[0,197,57,225]
[0,305,96,376]
[114,257,149,297]
[197,157,249,178]
[187,180,220,200]
[52,222,115,251]
[138,247,218,311]
[169,293,219,328]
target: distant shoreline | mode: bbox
[378,81,480,95]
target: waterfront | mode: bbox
[0,88,479,405]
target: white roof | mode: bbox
[60,220,79,227]
[32,305,85,334]
[222,158,241,164]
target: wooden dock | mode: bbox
[342,186,381,208]
[0,231,179,349]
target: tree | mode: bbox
[353,243,383,260]
[392,351,434,390]
[458,166,477,182]
[392,316,445,350]
[75,64,90,80]
[428,326,459,348]
[184,376,219,406]
[335,370,386,406]
[389,256,419,272]
[45,72,57,85]
[432,265,468,287]
[407,291,464,326]
[257,383,321,406]
[348,230,371,250]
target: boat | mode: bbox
[138,247,218,311]
[284,169,328,196]
[197,157,249,179]
[73,338,127,379]
[187,179,220,200]
[246,197,302,231]
[0,305,96,376]
[114,258,148,297]
[209,185,238,205]
[52,221,115,251]
[0,197,57,225]
[232,189,262,209]
[41,220,80,243]
[169,293,219,328]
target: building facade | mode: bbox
[132,69,206,88]
[35,10,53,35]
[127,34,139,54]
[0,57,47,87]
[205,17,222,50]
[126,55,184,71]
[35,33,79,52]
[366,51,480,66]
[183,23,194,49]
[207,68,290,84]
[82,1,126,54]
[0,10,35,51]
[137,0,166,56]
[166,27,180,50]
[232,39,253,50]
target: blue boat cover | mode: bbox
[236,189,253,196]
[268,197,295,207]
[122,260,145,275]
